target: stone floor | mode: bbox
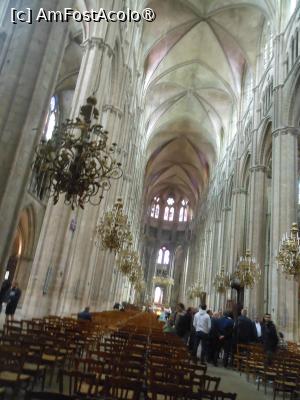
[207,365,274,400]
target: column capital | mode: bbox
[81,37,114,56]
[272,127,300,138]
[102,104,123,118]
[249,165,266,173]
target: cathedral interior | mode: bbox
[1,1,300,396]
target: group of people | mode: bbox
[0,279,22,321]
[165,303,280,367]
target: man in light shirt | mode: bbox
[253,315,262,343]
[192,304,211,363]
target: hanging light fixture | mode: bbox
[95,198,132,253]
[32,97,123,209]
[128,264,143,285]
[134,279,145,293]
[234,250,261,288]
[187,281,204,300]
[213,266,231,293]
[152,275,174,286]
[116,241,139,275]
[277,222,300,279]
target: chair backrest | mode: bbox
[199,375,221,391]
[210,391,237,400]
[104,377,142,400]
[25,392,77,400]
[148,382,187,400]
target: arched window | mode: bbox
[44,95,58,140]
[157,246,170,265]
[179,199,188,222]
[150,196,160,218]
[243,68,253,112]
[164,197,175,221]
[262,21,273,69]
[290,0,298,15]
[29,95,58,201]
[154,286,163,303]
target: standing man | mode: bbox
[262,313,278,365]
[78,306,92,321]
[5,282,21,322]
[209,311,221,366]
[253,315,263,343]
[217,311,234,367]
[0,279,11,313]
[236,309,254,344]
[193,304,211,363]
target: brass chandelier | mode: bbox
[95,198,131,253]
[187,281,204,300]
[32,97,123,209]
[213,267,230,293]
[134,279,145,293]
[234,250,261,288]
[277,222,300,279]
[153,275,174,286]
[116,242,139,275]
[128,264,143,285]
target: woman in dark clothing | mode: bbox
[5,282,21,321]
[0,279,11,313]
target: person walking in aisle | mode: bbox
[192,304,211,363]
[0,278,11,313]
[5,282,21,322]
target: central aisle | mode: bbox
[207,365,273,400]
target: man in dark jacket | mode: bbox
[5,282,21,322]
[217,311,234,367]
[0,279,11,313]
[236,309,254,344]
[78,306,92,321]
[176,306,193,344]
[209,311,221,366]
[262,313,278,365]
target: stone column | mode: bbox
[22,29,117,317]
[229,188,247,268]
[0,0,71,275]
[270,127,298,340]
[248,165,267,317]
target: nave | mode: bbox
[0,310,294,400]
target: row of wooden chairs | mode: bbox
[234,343,300,399]
[0,312,237,399]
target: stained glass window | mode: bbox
[164,197,175,221]
[44,96,58,140]
[179,199,188,222]
[157,246,170,265]
[150,196,160,218]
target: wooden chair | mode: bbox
[148,365,193,388]
[0,347,32,392]
[23,352,46,390]
[273,369,298,400]
[198,375,221,392]
[25,392,78,400]
[209,391,237,400]
[58,369,98,397]
[147,382,187,400]
[104,376,142,400]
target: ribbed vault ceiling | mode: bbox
[142,0,274,209]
